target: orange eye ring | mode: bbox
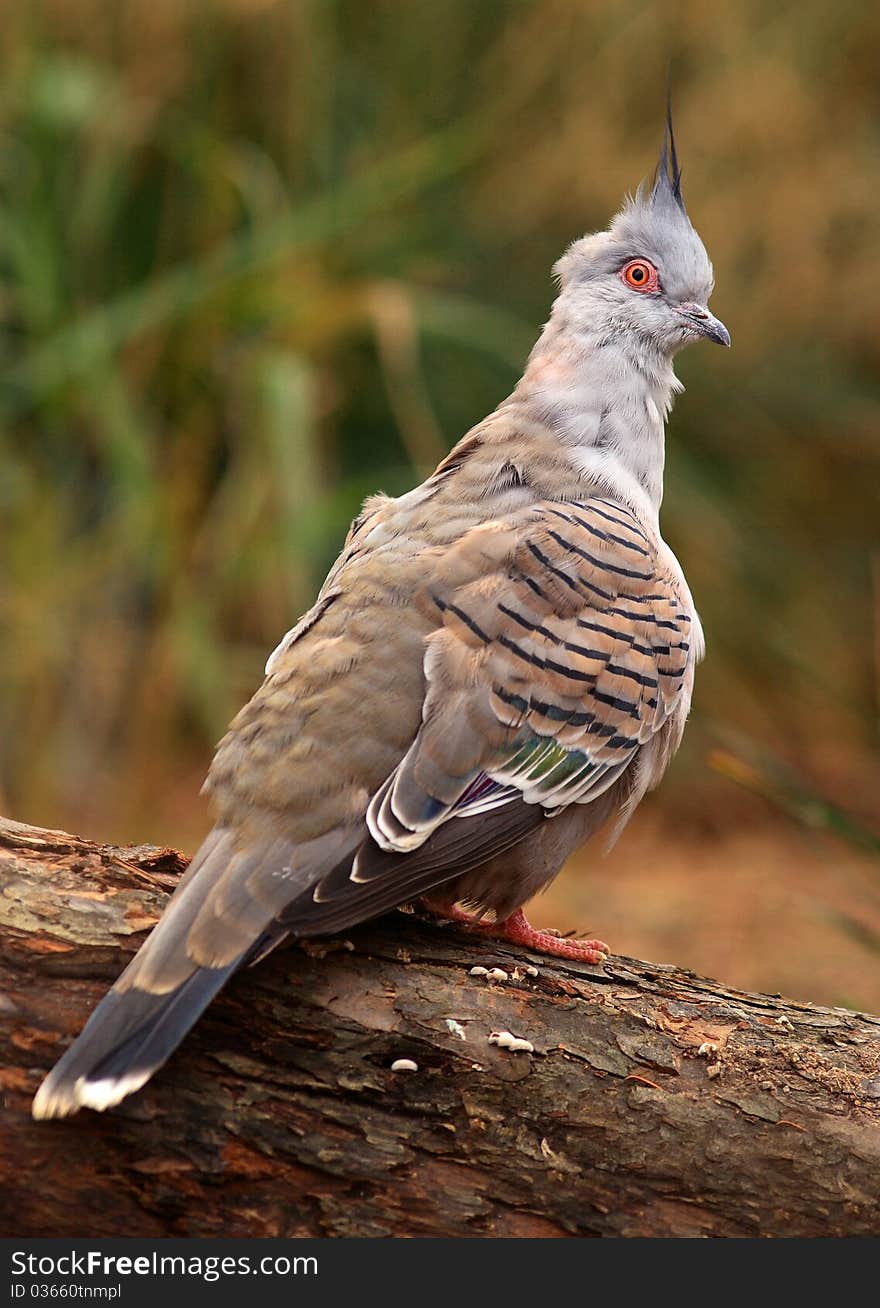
[621,259,658,292]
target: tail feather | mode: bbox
[31,958,242,1120]
[30,819,357,1120]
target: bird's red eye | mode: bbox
[621,259,658,292]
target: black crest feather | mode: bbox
[651,85,686,214]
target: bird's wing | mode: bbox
[285,496,694,932]
[371,497,692,838]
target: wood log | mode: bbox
[1,816,879,1238]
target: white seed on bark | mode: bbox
[488,1030,534,1054]
[489,1030,515,1047]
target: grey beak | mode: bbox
[678,303,731,347]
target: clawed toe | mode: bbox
[423,901,609,965]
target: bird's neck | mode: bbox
[509,318,682,528]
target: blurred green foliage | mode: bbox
[0,0,878,842]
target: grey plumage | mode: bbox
[33,111,729,1120]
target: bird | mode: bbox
[33,106,729,1120]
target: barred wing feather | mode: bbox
[368,497,692,851]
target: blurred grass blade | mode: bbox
[2,117,485,415]
[710,743,880,858]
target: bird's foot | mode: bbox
[487,908,610,964]
[423,901,609,965]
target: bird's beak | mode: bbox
[677,303,731,347]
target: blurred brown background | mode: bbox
[1,0,878,1008]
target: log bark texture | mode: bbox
[1,816,880,1239]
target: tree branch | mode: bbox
[2,816,879,1237]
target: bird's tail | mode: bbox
[31,958,241,1120]
[31,826,274,1120]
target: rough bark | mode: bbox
[1,816,879,1239]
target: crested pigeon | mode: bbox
[33,112,728,1120]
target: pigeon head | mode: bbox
[554,108,729,357]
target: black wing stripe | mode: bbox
[498,603,562,644]
[607,606,679,630]
[547,506,651,558]
[546,529,654,581]
[605,662,659,688]
[592,688,640,717]
[588,500,652,537]
[526,541,583,595]
[434,598,492,644]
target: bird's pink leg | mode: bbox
[423,900,609,965]
[487,908,610,964]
